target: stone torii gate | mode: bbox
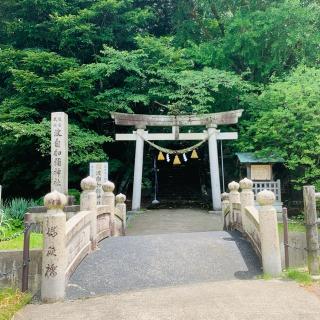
[111,110,243,212]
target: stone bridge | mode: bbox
[35,176,285,302]
[15,177,320,320]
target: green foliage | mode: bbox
[0,198,37,230]
[258,273,273,280]
[0,231,43,250]
[239,66,320,189]
[283,268,313,284]
[0,0,320,197]
[88,37,249,116]
[3,198,36,221]
[218,1,320,82]
[68,188,81,204]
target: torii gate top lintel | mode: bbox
[111,109,243,127]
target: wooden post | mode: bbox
[282,207,289,270]
[303,186,320,276]
[22,213,31,292]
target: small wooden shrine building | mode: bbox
[236,152,285,211]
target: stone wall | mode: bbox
[0,249,42,294]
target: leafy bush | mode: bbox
[0,198,37,231]
[0,209,11,237]
[3,198,36,221]
[68,189,81,205]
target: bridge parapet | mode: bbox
[41,177,126,302]
[223,178,281,277]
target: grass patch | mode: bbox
[0,288,31,320]
[278,222,320,234]
[257,273,273,280]
[0,230,42,250]
[283,268,313,285]
[278,222,306,233]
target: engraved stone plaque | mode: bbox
[51,112,68,194]
[89,162,108,205]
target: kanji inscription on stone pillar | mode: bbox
[51,112,68,195]
[89,162,108,204]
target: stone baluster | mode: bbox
[80,176,97,251]
[239,178,254,233]
[228,181,240,229]
[257,190,282,277]
[116,193,127,235]
[221,192,230,230]
[102,181,115,236]
[41,190,67,302]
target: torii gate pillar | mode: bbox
[207,125,221,211]
[132,127,145,211]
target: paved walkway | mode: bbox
[16,280,320,320]
[126,208,223,235]
[65,209,259,298]
[15,209,320,319]
[66,230,261,299]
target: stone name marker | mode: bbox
[51,112,68,195]
[90,162,108,204]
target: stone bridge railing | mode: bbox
[222,178,282,277]
[41,177,126,303]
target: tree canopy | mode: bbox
[0,0,319,196]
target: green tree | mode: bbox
[239,66,320,189]
[184,1,320,82]
[1,0,320,197]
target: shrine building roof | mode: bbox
[236,152,285,164]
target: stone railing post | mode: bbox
[239,178,254,233]
[41,191,67,302]
[102,181,115,236]
[257,190,282,277]
[221,192,230,230]
[116,193,127,234]
[228,181,240,229]
[80,176,97,250]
